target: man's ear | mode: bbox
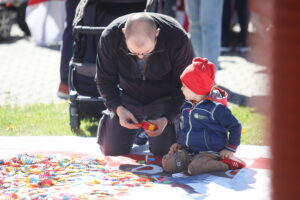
[156,28,160,37]
[122,28,126,34]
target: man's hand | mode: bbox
[219,149,234,159]
[145,117,168,137]
[116,106,138,129]
[168,143,182,154]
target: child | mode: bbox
[162,57,246,175]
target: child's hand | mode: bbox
[168,143,182,154]
[219,149,234,159]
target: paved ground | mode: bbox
[0,25,269,106]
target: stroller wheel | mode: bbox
[69,102,80,132]
[70,116,80,132]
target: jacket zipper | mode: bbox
[141,49,166,81]
[185,101,207,148]
[142,59,146,81]
[203,129,209,149]
[142,56,149,81]
[185,106,193,147]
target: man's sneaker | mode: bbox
[134,132,148,146]
[236,46,250,53]
[236,42,250,53]
[221,46,232,54]
[220,156,246,170]
[57,82,69,99]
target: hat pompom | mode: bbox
[193,57,208,68]
[180,57,216,95]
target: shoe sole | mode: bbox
[57,92,70,99]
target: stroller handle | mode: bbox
[73,26,106,35]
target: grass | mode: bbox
[0,102,99,137]
[230,105,268,145]
[0,102,267,145]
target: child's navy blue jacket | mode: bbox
[178,88,242,153]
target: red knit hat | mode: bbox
[180,57,215,95]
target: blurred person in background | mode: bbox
[184,0,224,70]
[57,0,80,99]
[221,0,250,53]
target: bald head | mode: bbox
[123,13,158,42]
[122,13,160,59]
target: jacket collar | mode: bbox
[185,87,228,107]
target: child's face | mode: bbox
[181,84,199,101]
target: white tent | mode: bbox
[26,0,66,46]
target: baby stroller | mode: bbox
[68,0,163,132]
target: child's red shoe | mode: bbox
[220,157,246,170]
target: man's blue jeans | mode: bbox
[185,0,224,68]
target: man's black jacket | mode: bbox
[96,12,194,121]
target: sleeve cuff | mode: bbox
[225,144,237,153]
